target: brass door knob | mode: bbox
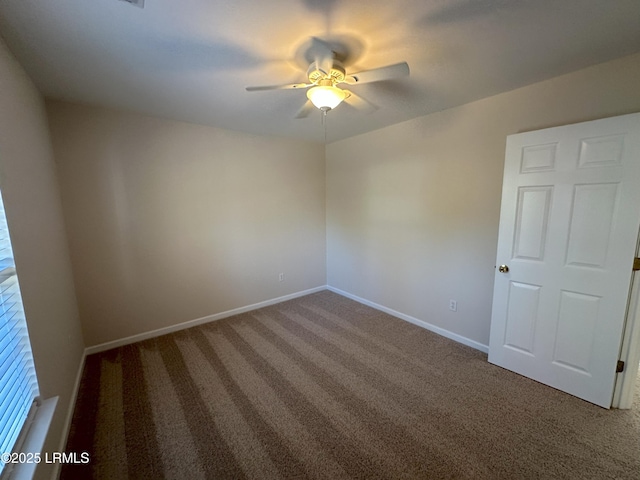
[498,265,509,273]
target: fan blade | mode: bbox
[310,37,334,76]
[343,62,410,85]
[343,90,377,114]
[295,100,316,119]
[246,83,311,92]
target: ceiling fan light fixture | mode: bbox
[306,85,347,111]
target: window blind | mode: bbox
[0,192,39,474]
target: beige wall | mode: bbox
[47,102,326,347]
[326,53,640,348]
[0,39,85,479]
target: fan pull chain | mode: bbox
[322,110,327,143]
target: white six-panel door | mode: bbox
[488,113,640,408]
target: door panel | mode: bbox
[553,290,600,374]
[520,143,557,173]
[565,183,618,268]
[504,281,540,354]
[489,113,640,408]
[513,186,553,261]
[578,135,624,168]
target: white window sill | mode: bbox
[2,397,58,480]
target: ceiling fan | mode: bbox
[245,38,410,118]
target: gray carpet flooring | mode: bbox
[62,290,640,479]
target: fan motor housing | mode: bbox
[307,60,346,84]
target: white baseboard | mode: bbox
[327,286,489,354]
[85,285,328,355]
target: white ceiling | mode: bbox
[0,0,639,143]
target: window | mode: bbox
[0,191,39,475]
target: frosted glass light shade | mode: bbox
[306,86,347,110]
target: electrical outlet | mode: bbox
[279,273,284,282]
[449,300,457,312]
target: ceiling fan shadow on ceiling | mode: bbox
[245,37,410,118]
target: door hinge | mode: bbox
[633,257,640,271]
[616,360,625,373]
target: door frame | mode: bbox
[612,232,640,409]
